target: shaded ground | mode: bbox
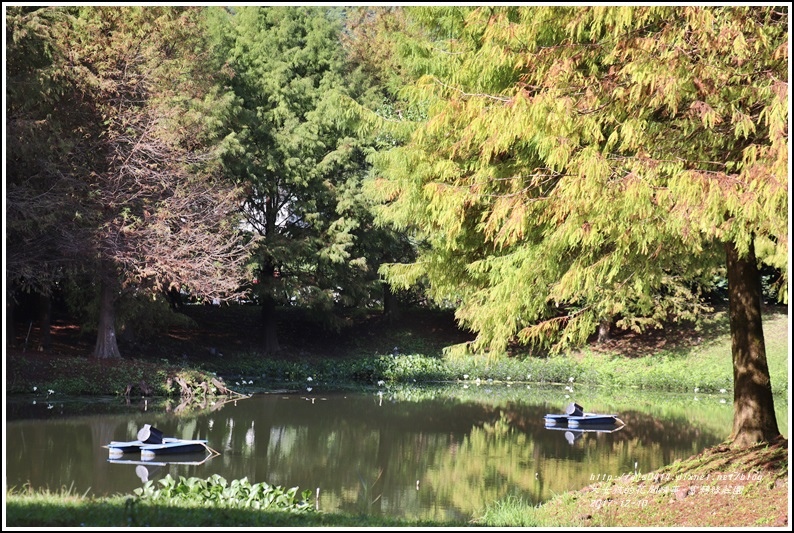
[5,305,478,388]
[7,304,478,362]
[13,301,787,362]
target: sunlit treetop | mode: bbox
[366,5,788,355]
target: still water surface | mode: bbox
[5,384,784,522]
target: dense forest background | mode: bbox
[5,6,788,446]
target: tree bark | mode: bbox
[725,240,780,447]
[93,278,122,359]
[597,318,611,343]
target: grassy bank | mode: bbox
[475,437,789,528]
[3,489,453,527]
[5,307,789,397]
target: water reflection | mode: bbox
[545,425,625,446]
[4,386,784,522]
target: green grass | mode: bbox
[588,310,788,394]
[474,494,559,527]
[190,310,788,399]
[4,486,461,527]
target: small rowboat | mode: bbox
[104,424,218,459]
[544,402,625,428]
[105,438,210,458]
[544,414,624,427]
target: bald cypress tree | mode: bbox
[7,7,253,358]
[367,6,787,446]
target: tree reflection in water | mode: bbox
[7,385,774,522]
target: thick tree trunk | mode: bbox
[597,318,611,343]
[93,279,122,359]
[261,294,280,355]
[38,292,52,351]
[725,241,780,447]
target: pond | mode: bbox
[5,383,789,523]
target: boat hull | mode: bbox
[106,438,208,457]
[544,413,623,427]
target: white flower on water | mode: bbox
[463,374,469,380]
[720,388,727,394]
[47,389,55,395]
[307,377,313,382]
[377,380,385,387]
[33,386,38,392]
[569,377,575,383]
[694,387,699,393]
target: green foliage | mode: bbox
[5,354,221,398]
[475,494,550,527]
[115,294,198,343]
[367,6,788,356]
[134,474,314,512]
[5,6,89,295]
[4,488,456,527]
[61,277,196,341]
[207,5,401,326]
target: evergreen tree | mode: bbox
[208,6,401,353]
[6,6,106,349]
[368,6,787,446]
